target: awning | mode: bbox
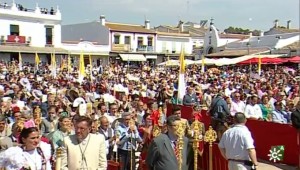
[0,45,68,54]
[119,54,146,61]
[145,55,157,59]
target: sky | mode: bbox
[11,0,300,31]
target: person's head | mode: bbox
[90,120,99,134]
[251,96,258,105]
[99,116,109,130]
[0,115,7,133]
[172,106,181,118]
[98,103,107,114]
[187,86,194,94]
[74,116,92,141]
[122,112,132,127]
[19,127,40,150]
[48,106,58,121]
[13,111,22,122]
[234,112,247,124]
[262,95,269,104]
[274,101,283,111]
[11,122,22,137]
[137,101,144,111]
[233,92,241,102]
[58,116,71,132]
[166,115,181,137]
[109,103,118,115]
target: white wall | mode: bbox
[0,19,61,47]
[111,32,155,52]
[0,4,62,47]
[156,36,193,54]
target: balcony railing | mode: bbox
[0,35,32,45]
[137,45,154,52]
[111,44,131,52]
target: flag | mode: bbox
[35,52,40,71]
[201,54,205,73]
[51,52,57,78]
[79,51,85,81]
[258,55,262,75]
[67,53,71,73]
[166,55,171,66]
[177,46,186,100]
[268,145,284,162]
[18,52,22,70]
[89,54,93,81]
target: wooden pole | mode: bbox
[55,147,63,170]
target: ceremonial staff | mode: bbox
[55,147,63,170]
[189,120,203,170]
[129,118,136,170]
[176,121,186,170]
[204,126,217,170]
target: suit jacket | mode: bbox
[61,133,107,170]
[146,133,190,170]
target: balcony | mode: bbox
[0,35,31,45]
[137,45,154,52]
[111,44,130,52]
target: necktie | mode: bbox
[173,141,179,160]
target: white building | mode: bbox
[155,32,193,62]
[99,16,157,63]
[0,2,66,63]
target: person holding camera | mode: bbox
[218,112,258,170]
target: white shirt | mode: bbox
[99,128,114,155]
[244,104,263,119]
[219,124,255,160]
[230,100,246,116]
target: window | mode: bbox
[124,36,131,45]
[147,37,153,46]
[45,27,53,45]
[114,35,120,44]
[137,37,143,47]
[10,25,19,36]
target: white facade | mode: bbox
[156,33,193,55]
[0,2,62,47]
[111,32,155,52]
[62,41,110,65]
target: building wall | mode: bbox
[0,52,49,63]
[0,4,62,47]
[156,36,193,54]
[111,32,155,52]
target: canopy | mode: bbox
[157,59,195,66]
[285,56,300,63]
[238,57,284,65]
[119,54,146,61]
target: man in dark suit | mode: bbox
[146,115,190,170]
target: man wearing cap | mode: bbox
[115,112,142,170]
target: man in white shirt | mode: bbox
[244,96,263,120]
[98,116,115,159]
[230,92,246,116]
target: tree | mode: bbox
[224,27,252,35]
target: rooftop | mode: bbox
[206,48,270,57]
[105,22,156,34]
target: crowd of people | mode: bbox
[0,60,298,170]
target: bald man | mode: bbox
[98,116,115,159]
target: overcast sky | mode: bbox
[12,0,300,31]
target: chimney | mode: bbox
[100,15,106,26]
[179,20,184,32]
[260,31,264,37]
[287,20,291,29]
[274,19,279,28]
[145,20,150,29]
